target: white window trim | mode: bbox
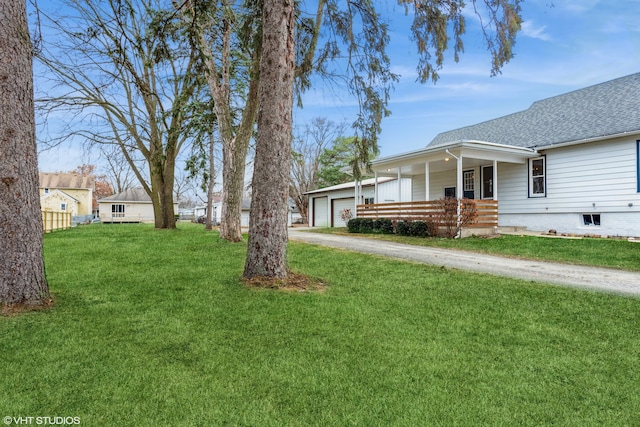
[529,156,546,198]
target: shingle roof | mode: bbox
[98,187,151,203]
[429,73,640,149]
[39,172,95,190]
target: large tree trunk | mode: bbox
[0,0,50,305]
[244,0,295,279]
[219,137,247,242]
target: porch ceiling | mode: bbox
[372,140,536,176]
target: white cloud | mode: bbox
[520,21,552,41]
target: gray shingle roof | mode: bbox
[39,172,95,190]
[98,187,151,203]
[428,73,640,149]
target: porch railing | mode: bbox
[355,199,498,228]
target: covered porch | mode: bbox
[357,140,536,235]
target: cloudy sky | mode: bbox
[37,0,640,172]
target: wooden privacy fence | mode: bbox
[42,210,72,233]
[355,199,499,229]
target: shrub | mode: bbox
[347,218,362,233]
[409,220,431,237]
[359,218,374,233]
[373,218,394,234]
[396,220,411,236]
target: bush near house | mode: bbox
[348,218,437,237]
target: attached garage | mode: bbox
[313,197,328,227]
[332,198,355,227]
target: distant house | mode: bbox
[195,198,297,227]
[97,187,179,223]
[39,172,95,223]
[310,73,640,237]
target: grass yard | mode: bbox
[312,227,640,271]
[2,223,639,426]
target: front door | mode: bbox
[463,169,475,199]
[482,166,494,199]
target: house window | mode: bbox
[60,203,67,211]
[582,214,601,226]
[529,156,546,197]
[364,197,375,205]
[444,187,456,198]
[44,188,50,194]
[112,204,125,218]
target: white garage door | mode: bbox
[313,197,328,227]
[332,198,355,227]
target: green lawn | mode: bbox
[312,227,640,271]
[2,223,639,426]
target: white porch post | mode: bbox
[374,172,379,203]
[492,160,498,201]
[424,162,430,201]
[457,155,463,236]
[397,169,402,202]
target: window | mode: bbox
[364,197,375,205]
[583,214,601,226]
[112,204,125,218]
[529,156,546,197]
[44,188,50,194]
[444,187,456,198]
[60,203,67,211]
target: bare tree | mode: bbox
[290,117,347,223]
[100,145,136,194]
[35,0,206,228]
[0,0,49,306]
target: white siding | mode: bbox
[377,178,411,202]
[497,137,640,236]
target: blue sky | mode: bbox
[295,0,640,158]
[37,0,640,172]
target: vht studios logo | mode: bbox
[3,417,81,425]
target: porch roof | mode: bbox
[371,140,536,176]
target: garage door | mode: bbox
[313,197,328,227]
[332,198,355,227]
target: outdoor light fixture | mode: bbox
[444,157,450,162]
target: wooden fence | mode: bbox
[355,199,499,229]
[42,210,72,233]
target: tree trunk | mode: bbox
[0,0,50,305]
[244,0,295,279]
[205,133,215,230]
[219,137,247,242]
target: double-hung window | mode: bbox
[112,204,125,218]
[529,156,546,197]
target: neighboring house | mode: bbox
[97,187,179,223]
[311,73,640,237]
[39,172,95,223]
[196,198,297,227]
[307,177,412,227]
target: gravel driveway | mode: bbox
[288,229,640,297]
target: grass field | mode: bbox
[1,223,639,426]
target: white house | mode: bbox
[310,73,640,237]
[97,188,179,223]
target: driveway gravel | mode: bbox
[288,229,640,297]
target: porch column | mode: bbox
[424,162,430,201]
[374,172,379,203]
[397,169,402,202]
[492,160,498,200]
[456,156,463,199]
